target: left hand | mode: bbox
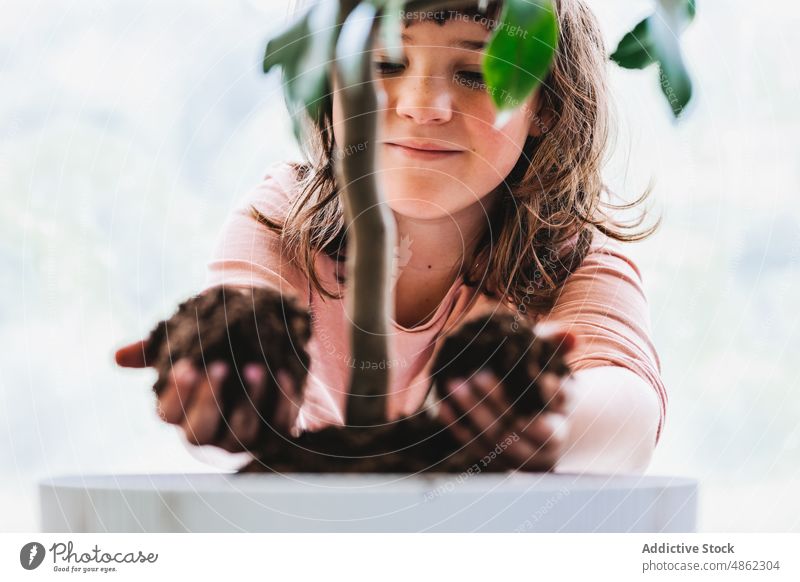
[436,363,573,472]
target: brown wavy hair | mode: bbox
[254,0,660,318]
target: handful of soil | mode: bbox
[142,285,312,436]
[429,312,571,416]
[241,311,573,474]
[142,286,572,472]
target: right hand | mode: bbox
[114,339,301,452]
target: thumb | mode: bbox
[114,339,150,368]
[534,322,577,356]
[549,329,577,356]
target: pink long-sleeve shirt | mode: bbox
[204,161,668,444]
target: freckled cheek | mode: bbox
[468,127,527,174]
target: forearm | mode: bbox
[202,278,306,308]
[554,365,661,475]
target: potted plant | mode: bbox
[40,0,699,532]
[143,0,695,473]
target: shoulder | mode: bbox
[262,159,307,196]
[237,159,307,216]
[547,229,658,370]
[559,228,649,305]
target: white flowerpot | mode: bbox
[39,473,697,532]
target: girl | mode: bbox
[116,0,666,474]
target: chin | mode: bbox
[378,164,460,186]
[385,196,455,220]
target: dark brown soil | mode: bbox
[240,414,492,473]
[429,312,571,416]
[144,287,571,473]
[143,285,312,435]
[240,312,573,474]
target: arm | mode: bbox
[539,233,667,473]
[116,162,311,451]
[555,365,660,474]
[440,232,667,474]
[204,161,309,307]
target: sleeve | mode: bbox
[536,232,668,445]
[203,161,309,308]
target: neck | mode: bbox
[391,193,500,281]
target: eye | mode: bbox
[455,70,487,90]
[373,61,404,75]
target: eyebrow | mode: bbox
[399,32,486,51]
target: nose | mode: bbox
[393,74,454,125]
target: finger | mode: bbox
[227,364,270,447]
[513,412,569,452]
[437,398,484,454]
[549,330,576,355]
[536,371,567,413]
[217,365,298,452]
[272,369,302,434]
[469,371,564,446]
[243,363,268,406]
[439,395,554,471]
[158,359,201,425]
[216,363,271,452]
[469,371,539,460]
[447,374,510,448]
[439,396,522,472]
[493,410,564,471]
[208,362,261,451]
[221,407,261,452]
[115,339,150,368]
[534,324,578,355]
[470,372,564,470]
[498,431,547,469]
[512,438,560,471]
[180,361,227,446]
[471,370,516,419]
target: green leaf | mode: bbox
[262,1,344,142]
[261,9,312,143]
[482,0,559,112]
[659,0,696,29]
[611,0,696,117]
[263,11,311,74]
[335,1,378,89]
[657,62,692,117]
[650,9,693,116]
[610,18,657,70]
[294,0,341,122]
[376,0,405,61]
[611,1,696,71]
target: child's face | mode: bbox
[331,18,540,221]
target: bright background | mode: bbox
[1,0,798,531]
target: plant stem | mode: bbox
[335,11,395,426]
[335,0,496,426]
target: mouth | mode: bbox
[385,141,464,160]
